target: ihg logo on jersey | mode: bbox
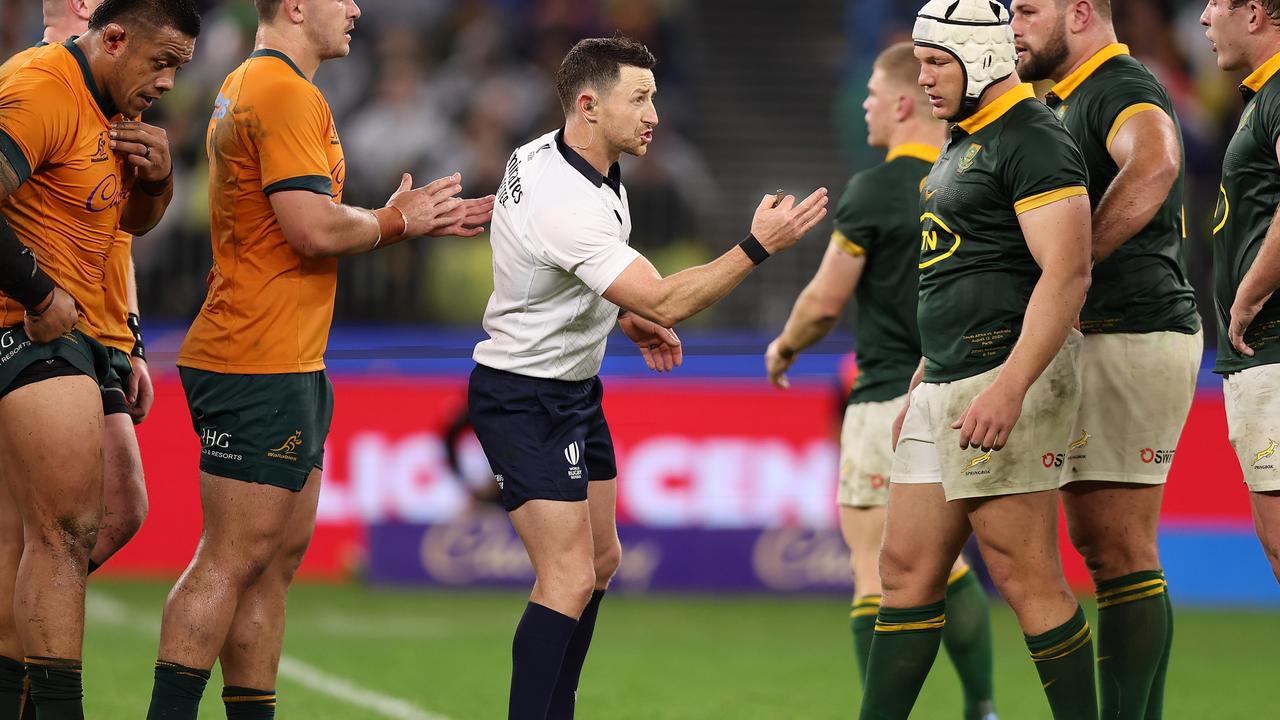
[1140,448,1175,465]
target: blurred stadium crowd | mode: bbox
[0,0,1249,339]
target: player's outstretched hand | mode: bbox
[764,338,796,389]
[749,188,828,255]
[386,173,464,237]
[619,312,682,372]
[1229,291,1272,357]
[110,121,172,183]
[24,286,76,343]
[428,195,496,238]
[127,356,154,425]
[950,380,1023,452]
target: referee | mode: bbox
[469,35,828,720]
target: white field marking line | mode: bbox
[85,590,450,720]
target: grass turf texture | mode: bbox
[84,581,1275,719]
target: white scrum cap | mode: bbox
[913,0,1017,120]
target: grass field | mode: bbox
[82,580,1277,719]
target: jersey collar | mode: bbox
[555,129,622,196]
[885,143,940,164]
[956,83,1035,136]
[1049,43,1129,101]
[1242,51,1280,99]
[62,37,118,119]
[249,49,308,81]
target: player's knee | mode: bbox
[877,543,942,600]
[272,536,313,586]
[593,540,621,587]
[31,512,101,563]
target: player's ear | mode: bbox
[71,0,94,22]
[100,23,128,56]
[284,0,306,23]
[895,94,914,123]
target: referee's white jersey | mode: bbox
[473,129,641,381]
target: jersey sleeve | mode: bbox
[251,79,335,196]
[531,198,641,296]
[1090,73,1170,153]
[1253,87,1280,157]
[1003,115,1090,215]
[831,171,881,258]
[0,69,75,185]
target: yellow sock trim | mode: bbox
[874,614,946,633]
[851,595,882,618]
[947,566,972,585]
[1097,582,1167,609]
[1030,623,1093,663]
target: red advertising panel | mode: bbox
[109,373,1253,589]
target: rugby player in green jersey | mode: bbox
[1201,0,1280,584]
[1011,1,1202,716]
[858,2,1097,718]
[764,42,996,720]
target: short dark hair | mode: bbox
[1231,0,1280,24]
[89,0,202,38]
[554,33,656,115]
[255,0,284,21]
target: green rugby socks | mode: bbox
[850,595,881,685]
[1096,570,1170,719]
[223,686,276,718]
[1026,606,1098,719]
[146,660,210,720]
[858,600,946,720]
[942,568,997,720]
[23,657,82,720]
[0,655,26,720]
[1145,581,1173,719]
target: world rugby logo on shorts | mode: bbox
[564,442,583,481]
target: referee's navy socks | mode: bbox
[547,590,606,720]
[509,602,577,720]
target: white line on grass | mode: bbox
[86,590,450,720]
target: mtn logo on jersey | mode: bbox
[1252,439,1277,469]
[565,441,583,480]
[1139,447,1174,465]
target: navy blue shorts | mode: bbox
[468,364,617,512]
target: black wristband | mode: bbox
[0,216,55,310]
[137,166,173,197]
[127,312,146,360]
[738,233,770,265]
